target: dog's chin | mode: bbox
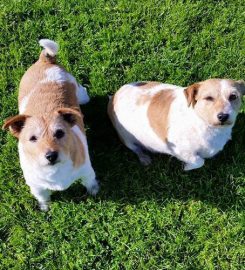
[213,121,233,128]
[47,160,60,166]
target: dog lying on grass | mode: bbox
[3,39,99,211]
[108,79,245,170]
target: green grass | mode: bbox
[0,0,245,269]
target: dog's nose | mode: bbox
[45,151,58,164]
[217,113,229,123]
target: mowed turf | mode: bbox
[0,0,244,269]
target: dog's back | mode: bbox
[18,40,79,117]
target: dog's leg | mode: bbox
[30,187,52,211]
[183,155,204,171]
[134,146,152,166]
[126,143,152,166]
[112,121,152,165]
[76,84,90,105]
[81,165,99,196]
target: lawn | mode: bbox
[0,0,244,269]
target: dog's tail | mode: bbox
[38,39,59,63]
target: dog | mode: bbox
[3,39,99,211]
[108,79,245,170]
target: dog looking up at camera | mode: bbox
[3,39,99,211]
[108,79,245,170]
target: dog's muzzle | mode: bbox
[45,151,58,165]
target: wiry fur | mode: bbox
[3,39,98,211]
[108,79,245,169]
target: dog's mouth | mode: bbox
[214,121,233,127]
[47,160,60,166]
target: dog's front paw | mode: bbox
[184,158,204,171]
[184,163,195,171]
[39,201,50,212]
[87,180,99,196]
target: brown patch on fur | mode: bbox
[70,132,85,167]
[20,81,79,116]
[39,50,56,64]
[184,83,200,107]
[17,54,84,130]
[2,114,30,138]
[57,107,82,117]
[57,107,85,133]
[57,107,82,123]
[147,90,174,142]
[135,81,161,89]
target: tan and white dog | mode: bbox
[108,79,245,170]
[3,39,99,211]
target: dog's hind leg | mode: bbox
[123,140,152,166]
[108,107,152,166]
[76,84,90,105]
[113,122,152,166]
[132,144,152,166]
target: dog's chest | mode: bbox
[197,127,231,158]
[20,156,87,191]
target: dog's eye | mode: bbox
[30,135,37,142]
[54,129,65,139]
[205,96,214,101]
[229,93,238,101]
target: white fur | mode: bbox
[19,125,98,210]
[19,94,31,114]
[42,67,90,104]
[76,84,90,104]
[39,39,59,56]
[111,82,234,170]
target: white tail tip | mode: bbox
[39,39,59,57]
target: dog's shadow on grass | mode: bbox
[55,96,245,211]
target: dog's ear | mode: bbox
[235,80,245,95]
[57,108,83,126]
[184,83,200,107]
[2,115,30,138]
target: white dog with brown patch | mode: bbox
[3,39,99,211]
[108,79,245,170]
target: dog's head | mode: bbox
[184,79,245,127]
[3,108,84,167]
